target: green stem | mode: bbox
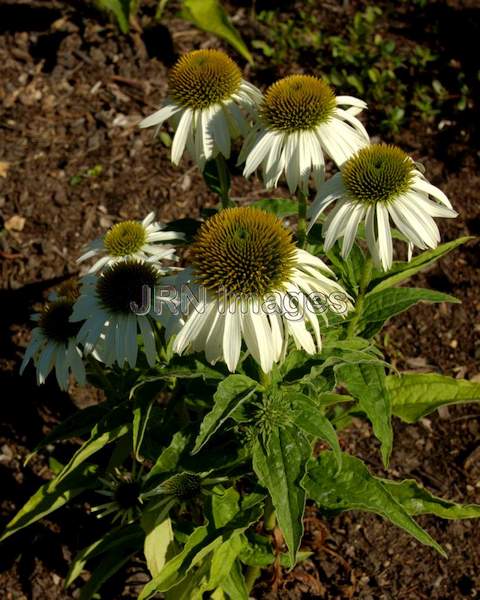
[244,494,276,593]
[263,494,276,531]
[245,565,261,593]
[296,189,307,248]
[215,154,233,209]
[346,257,373,338]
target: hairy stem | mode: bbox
[346,256,373,338]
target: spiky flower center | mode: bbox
[192,207,297,298]
[260,75,336,132]
[96,261,159,314]
[168,49,242,110]
[161,473,202,499]
[343,144,414,205]
[39,299,80,343]
[104,221,147,257]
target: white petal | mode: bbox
[307,173,345,228]
[210,106,231,158]
[323,201,354,250]
[139,316,157,367]
[171,109,193,165]
[140,103,181,129]
[376,203,393,270]
[411,177,453,209]
[284,133,300,193]
[244,131,276,177]
[341,203,366,258]
[223,305,242,372]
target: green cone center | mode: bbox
[104,221,147,257]
[342,144,414,205]
[260,75,336,131]
[168,49,242,110]
[192,207,297,298]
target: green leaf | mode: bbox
[303,452,446,556]
[359,287,460,337]
[131,381,158,461]
[139,502,262,599]
[286,392,342,470]
[66,523,143,587]
[192,374,257,453]
[387,373,480,423]
[94,0,131,33]
[369,237,474,293]
[56,404,130,483]
[382,479,480,520]
[181,0,253,63]
[143,517,177,578]
[252,198,298,218]
[252,426,311,565]
[26,402,113,461]
[220,559,248,600]
[146,431,190,481]
[335,363,392,467]
[79,551,131,600]
[0,464,98,542]
[208,533,245,590]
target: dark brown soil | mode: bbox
[1,1,479,599]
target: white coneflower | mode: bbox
[139,49,261,169]
[308,144,458,271]
[241,74,369,193]
[172,207,350,374]
[71,261,163,368]
[78,212,182,274]
[20,296,86,390]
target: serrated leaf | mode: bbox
[252,426,311,565]
[303,452,446,556]
[386,373,480,423]
[359,287,460,337]
[335,363,392,466]
[0,464,98,542]
[192,375,257,453]
[182,0,253,63]
[369,237,474,293]
[286,392,342,470]
[382,479,480,519]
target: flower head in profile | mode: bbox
[172,207,350,373]
[139,49,261,169]
[20,292,86,390]
[241,75,369,193]
[78,212,183,274]
[71,260,163,368]
[308,144,458,271]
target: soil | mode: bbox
[1,0,479,598]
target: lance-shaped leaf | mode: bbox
[303,452,446,556]
[145,431,190,482]
[381,479,480,520]
[359,287,460,338]
[286,392,342,470]
[252,425,311,565]
[368,236,474,293]
[220,559,248,600]
[0,464,98,541]
[182,0,253,63]
[387,373,480,423]
[193,374,257,453]
[335,363,392,467]
[56,403,131,483]
[66,523,143,587]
